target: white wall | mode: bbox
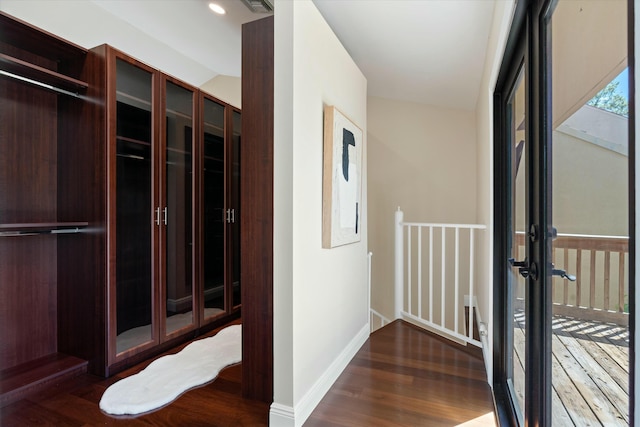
[3,2,243,126]
[0,0,217,87]
[366,6,516,376]
[367,97,477,322]
[474,0,517,384]
[272,1,368,425]
[200,75,241,109]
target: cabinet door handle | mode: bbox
[226,208,231,223]
[155,207,161,226]
[163,207,168,226]
[231,208,235,224]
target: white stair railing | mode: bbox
[395,207,486,347]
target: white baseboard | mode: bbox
[269,402,295,427]
[464,294,492,385]
[295,322,369,424]
[269,322,370,427]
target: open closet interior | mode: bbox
[0,11,91,407]
[0,12,241,407]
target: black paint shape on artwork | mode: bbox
[342,128,355,181]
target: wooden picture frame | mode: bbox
[322,105,363,248]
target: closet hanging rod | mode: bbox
[116,153,148,161]
[0,227,83,237]
[0,69,81,98]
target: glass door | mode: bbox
[231,110,241,308]
[495,1,631,425]
[162,78,196,337]
[508,68,527,423]
[199,96,241,321]
[113,56,156,356]
[202,96,226,320]
[494,14,531,422]
[548,1,629,425]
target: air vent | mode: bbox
[241,0,274,13]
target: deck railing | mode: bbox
[394,208,487,347]
[514,231,629,326]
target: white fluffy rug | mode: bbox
[100,324,242,415]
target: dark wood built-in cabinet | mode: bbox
[0,13,241,406]
[0,12,92,407]
[201,95,242,315]
[111,53,157,361]
[89,45,242,374]
[241,15,274,403]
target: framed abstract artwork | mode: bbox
[322,105,363,248]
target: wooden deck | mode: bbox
[513,311,629,426]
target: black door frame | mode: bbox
[629,1,637,422]
[493,0,635,425]
[492,1,526,423]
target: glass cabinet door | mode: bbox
[163,80,196,336]
[231,110,241,308]
[202,97,226,319]
[114,58,154,355]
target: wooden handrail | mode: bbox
[514,231,628,326]
[553,234,628,252]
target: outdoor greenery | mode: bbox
[587,80,629,117]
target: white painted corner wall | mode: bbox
[367,97,478,323]
[474,0,517,386]
[272,0,369,426]
[199,75,242,109]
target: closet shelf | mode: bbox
[0,54,88,94]
[167,146,193,155]
[0,222,88,237]
[0,353,88,408]
[117,135,151,146]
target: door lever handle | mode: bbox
[508,257,527,268]
[508,258,530,278]
[551,262,576,281]
[552,268,576,281]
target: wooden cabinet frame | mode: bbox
[0,13,244,404]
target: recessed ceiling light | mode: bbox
[209,3,226,14]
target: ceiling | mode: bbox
[90,0,262,78]
[313,0,496,110]
[1,0,497,110]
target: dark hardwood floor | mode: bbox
[0,319,496,426]
[305,320,496,427]
[0,319,270,426]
